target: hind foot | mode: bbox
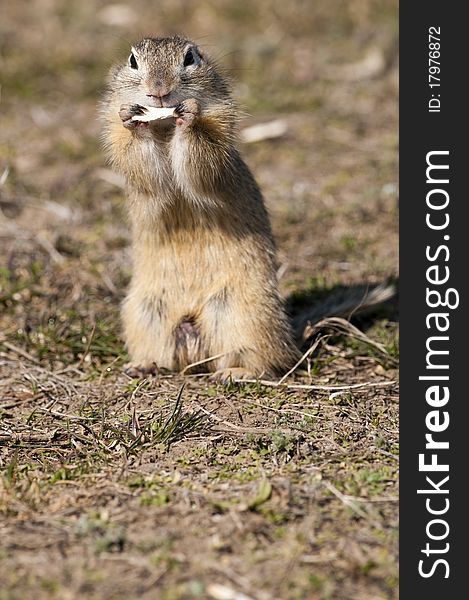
[210,367,262,384]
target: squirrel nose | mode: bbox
[146,92,171,107]
[146,81,171,99]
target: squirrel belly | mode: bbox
[101,36,300,378]
[120,196,300,376]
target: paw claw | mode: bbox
[119,104,148,129]
[174,99,199,129]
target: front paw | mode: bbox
[119,104,147,129]
[174,99,200,129]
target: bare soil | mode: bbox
[0,1,398,599]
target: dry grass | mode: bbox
[0,0,398,598]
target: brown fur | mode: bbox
[101,36,300,379]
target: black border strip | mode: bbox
[400,3,466,596]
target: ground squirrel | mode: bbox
[101,36,301,380]
[101,36,394,380]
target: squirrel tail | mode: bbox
[291,282,397,346]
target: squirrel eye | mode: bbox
[183,48,195,67]
[129,53,138,69]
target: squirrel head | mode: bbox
[108,36,231,108]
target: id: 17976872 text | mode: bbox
[428,26,441,113]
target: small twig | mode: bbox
[34,406,93,422]
[240,119,288,144]
[300,553,338,564]
[351,496,399,503]
[1,341,42,365]
[35,232,65,264]
[229,378,396,392]
[100,271,119,295]
[227,396,323,420]
[193,401,294,435]
[76,322,96,369]
[373,447,399,461]
[24,367,83,391]
[207,584,256,600]
[180,352,228,375]
[305,316,398,366]
[207,565,273,600]
[0,392,44,409]
[97,356,121,385]
[0,431,58,444]
[130,378,150,402]
[277,334,329,385]
[321,480,383,530]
